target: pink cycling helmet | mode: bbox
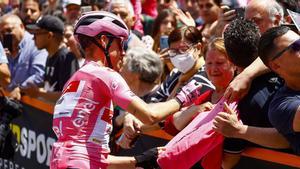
[74,11,129,39]
[74,11,129,68]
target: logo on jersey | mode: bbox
[53,80,85,119]
[73,97,100,127]
[101,108,113,124]
[62,80,81,94]
[111,80,118,90]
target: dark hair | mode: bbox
[224,18,260,68]
[168,26,202,45]
[21,0,42,10]
[258,26,290,66]
[152,9,176,38]
[76,34,94,50]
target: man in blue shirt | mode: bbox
[0,42,10,88]
[259,26,300,155]
[0,14,47,100]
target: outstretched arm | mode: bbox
[172,102,213,131]
[213,103,289,149]
[224,58,270,102]
[126,80,202,125]
[107,155,136,169]
[127,98,180,125]
[107,147,161,169]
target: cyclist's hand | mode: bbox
[175,80,202,107]
[123,113,142,139]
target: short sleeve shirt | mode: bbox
[238,72,284,127]
[52,61,136,152]
[224,73,284,153]
[0,42,8,63]
[44,47,78,92]
[269,85,300,155]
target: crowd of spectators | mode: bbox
[0,0,300,168]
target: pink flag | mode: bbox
[157,98,237,169]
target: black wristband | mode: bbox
[174,97,183,109]
[158,121,165,129]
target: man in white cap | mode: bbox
[64,0,82,25]
[109,0,146,50]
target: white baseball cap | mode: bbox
[64,0,81,7]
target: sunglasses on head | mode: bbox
[271,39,300,61]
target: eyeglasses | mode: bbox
[271,39,300,61]
[168,43,195,58]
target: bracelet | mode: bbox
[174,97,183,109]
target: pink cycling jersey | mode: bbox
[50,61,136,169]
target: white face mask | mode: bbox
[170,52,196,73]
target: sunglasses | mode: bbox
[271,39,300,61]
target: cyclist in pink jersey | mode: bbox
[50,11,202,169]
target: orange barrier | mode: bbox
[19,95,300,168]
[242,147,300,168]
[21,95,54,113]
[144,131,300,168]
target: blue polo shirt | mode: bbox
[238,72,283,127]
[269,85,300,155]
[0,42,7,63]
[224,72,284,154]
[7,31,48,91]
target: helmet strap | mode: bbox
[91,37,114,68]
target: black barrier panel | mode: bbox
[0,102,56,169]
[1,100,299,169]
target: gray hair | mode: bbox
[261,0,284,24]
[124,47,163,84]
[269,1,284,24]
[109,0,134,17]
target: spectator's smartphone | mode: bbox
[287,9,300,32]
[235,7,245,19]
[160,35,169,51]
[81,6,92,13]
[2,33,13,52]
